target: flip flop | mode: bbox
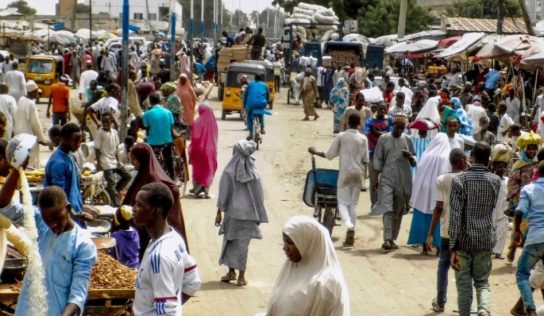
[237,278,248,286]
[221,272,236,283]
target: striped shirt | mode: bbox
[449,164,501,252]
[134,227,201,316]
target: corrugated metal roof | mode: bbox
[446,17,527,34]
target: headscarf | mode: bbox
[411,133,454,214]
[329,78,349,109]
[122,143,188,254]
[176,73,197,125]
[160,82,176,97]
[232,140,259,183]
[266,216,350,316]
[516,131,542,164]
[450,97,473,136]
[491,143,513,164]
[189,103,218,187]
[416,96,441,125]
[217,140,267,224]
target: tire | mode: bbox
[221,110,226,120]
[323,207,335,235]
[218,85,224,101]
[93,190,112,206]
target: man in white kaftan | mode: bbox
[14,80,46,169]
[310,112,369,246]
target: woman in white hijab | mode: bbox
[264,215,350,316]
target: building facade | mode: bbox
[90,0,181,31]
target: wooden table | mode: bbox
[0,284,135,314]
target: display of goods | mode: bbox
[9,253,138,292]
[89,252,137,289]
[24,169,45,183]
[328,50,361,67]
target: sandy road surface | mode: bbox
[30,88,531,315]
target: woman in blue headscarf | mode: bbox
[448,97,472,136]
[330,78,350,133]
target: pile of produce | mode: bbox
[285,2,340,42]
[24,169,45,183]
[10,252,138,292]
[88,252,137,289]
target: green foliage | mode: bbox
[445,0,521,18]
[76,3,90,14]
[359,0,432,37]
[7,0,36,16]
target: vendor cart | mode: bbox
[0,285,135,315]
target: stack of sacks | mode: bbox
[285,2,340,42]
[299,56,318,68]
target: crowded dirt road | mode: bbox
[29,87,526,315]
[175,88,524,316]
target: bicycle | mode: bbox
[152,140,189,195]
[251,115,262,150]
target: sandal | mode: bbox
[237,278,248,286]
[431,298,444,312]
[221,272,236,283]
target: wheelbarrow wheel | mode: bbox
[323,207,335,235]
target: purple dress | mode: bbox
[112,229,140,269]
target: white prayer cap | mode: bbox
[26,80,38,92]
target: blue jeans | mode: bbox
[455,250,492,316]
[516,242,544,311]
[247,110,264,135]
[436,238,451,306]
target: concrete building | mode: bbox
[90,0,182,31]
[56,0,76,17]
[526,0,544,23]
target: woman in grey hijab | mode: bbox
[215,139,268,286]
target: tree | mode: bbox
[445,0,521,18]
[7,0,36,16]
[359,0,432,38]
[76,3,90,14]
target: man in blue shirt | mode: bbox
[222,31,234,47]
[515,161,544,315]
[243,73,269,139]
[484,64,501,98]
[0,163,96,316]
[143,92,175,178]
[44,123,85,227]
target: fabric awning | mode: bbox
[385,39,438,54]
[436,32,485,58]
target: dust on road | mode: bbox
[180,88,524,316]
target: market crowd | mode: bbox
[3,23,544,316]
[304,57,544,316]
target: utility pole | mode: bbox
[397,0,407,39]
[89,0,93,47]
[497,0,504,34]
[519,0,536,35]
[71,0,77,31]
[200,0,205,41]
[170,12,176,81]
[189,0,194,74]
[120,0,129,140]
